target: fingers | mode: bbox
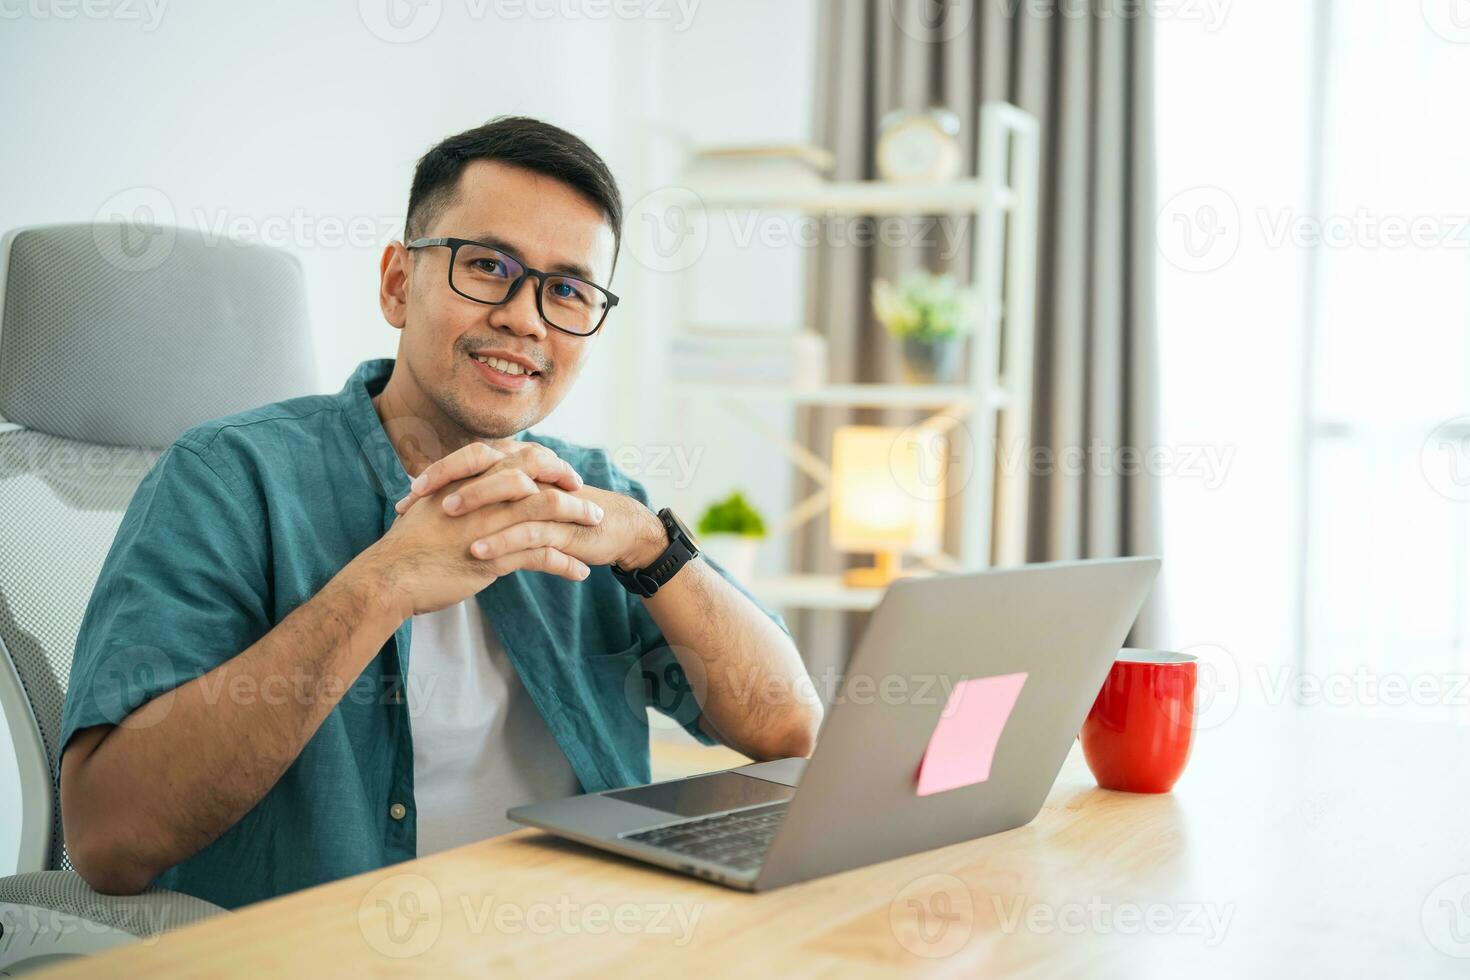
[398,442,505,512]
[396,441,583,514]
[451,468,604,524]
[471,521,583,562]
[442,468,542,515]
[511,443,585,494]
[511,488,604,527]
[461,487,604,545]
[480,545,590,582]
[442,451,585,516]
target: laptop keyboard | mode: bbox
[624,802,789,872]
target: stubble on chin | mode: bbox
[438,384,541,440]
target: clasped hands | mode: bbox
[368,440,667,617]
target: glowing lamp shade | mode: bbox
[829,425,946,586]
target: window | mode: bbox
[1156,2,1468,722]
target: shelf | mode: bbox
[659,104,1041,573]
[672,178,1016,215]
[668,382,1010,409]
[747,574,887,611]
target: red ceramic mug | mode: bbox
[1080,649,1198,794]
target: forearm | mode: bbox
[641,557,822,760]
[62,553,405,893]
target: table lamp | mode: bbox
[829,424,946,587]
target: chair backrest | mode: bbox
[0,222,317,872]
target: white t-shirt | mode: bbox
[407,598,580,856]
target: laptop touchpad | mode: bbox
[605,772,793,817]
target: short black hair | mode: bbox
[405,115,623,279]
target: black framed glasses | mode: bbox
[407,237,619,337]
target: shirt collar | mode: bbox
[342,358,411,500]
[340,357,533,500]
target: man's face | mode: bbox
[381,160,617,439]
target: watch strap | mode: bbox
[611,508,698,598]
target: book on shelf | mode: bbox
[684,143,835,186]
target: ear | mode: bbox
[379,241,410,329]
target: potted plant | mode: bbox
[696,491,766,583]
[871,270,981,383]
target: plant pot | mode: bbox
[699,533,761,583]
[900,336,964,384]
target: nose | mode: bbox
[487,274,548,341]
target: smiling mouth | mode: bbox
[468,351,543,390]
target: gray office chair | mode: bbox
[0,222,317,973]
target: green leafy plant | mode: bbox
[871,270,981,344]
[697,491,767,538]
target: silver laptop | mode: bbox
[508,557,1160,891]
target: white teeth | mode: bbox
[474,354,530,377]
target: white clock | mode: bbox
[876,108,963,183]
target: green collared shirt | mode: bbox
[62,358,783,910]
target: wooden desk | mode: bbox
[47,709,1470,977]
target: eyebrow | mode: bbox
[464,232,599,283]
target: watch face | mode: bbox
[664,508,699,551]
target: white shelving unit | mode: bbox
[654,103,1041,613]
[675,178,1017,215]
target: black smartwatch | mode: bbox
[611,508,700,598]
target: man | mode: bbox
[59,116,821,910]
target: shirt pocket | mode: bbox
[582,638,645,719]
[573,639,654,786]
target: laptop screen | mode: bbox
[605,772,793,818]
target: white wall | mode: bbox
[1,0,660,445]
[0,0,817,874]
[608,0,818,576]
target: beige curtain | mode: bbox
[796,0,1165,684]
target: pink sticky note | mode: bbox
[915,672,1029,797]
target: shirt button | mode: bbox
[389,803,407,821]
